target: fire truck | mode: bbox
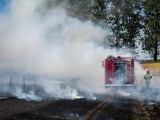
[102,55,135,87]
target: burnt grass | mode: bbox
[0,97,160,120]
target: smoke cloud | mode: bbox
[0,0,108,95]
[0,0,159,101]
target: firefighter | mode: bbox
[144,70,152,88]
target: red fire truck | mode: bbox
[102,55,135,87]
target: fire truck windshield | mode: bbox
[114,62,125,83]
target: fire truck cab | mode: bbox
[102,55,135,87]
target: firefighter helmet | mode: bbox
[146,69,150,74]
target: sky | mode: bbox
[0,0,9,12]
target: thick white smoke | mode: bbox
[0,0,108,97]
[0,0,159,101]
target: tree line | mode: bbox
[67,0,160,61]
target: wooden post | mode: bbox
[9,76,12,88]
[23,75,25,92]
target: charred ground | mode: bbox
[0,95,160,120]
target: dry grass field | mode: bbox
[141,62,160,77]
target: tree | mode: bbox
[103,0,142,53]
[143,0,160,61]
[91,0,126,49]
[120,0,142,51]
[67,0,93,20]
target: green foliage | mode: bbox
[67,0,159,60]
[143,0,160,61]
[96,0,142,52]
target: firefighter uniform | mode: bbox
[144,73,152,88]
